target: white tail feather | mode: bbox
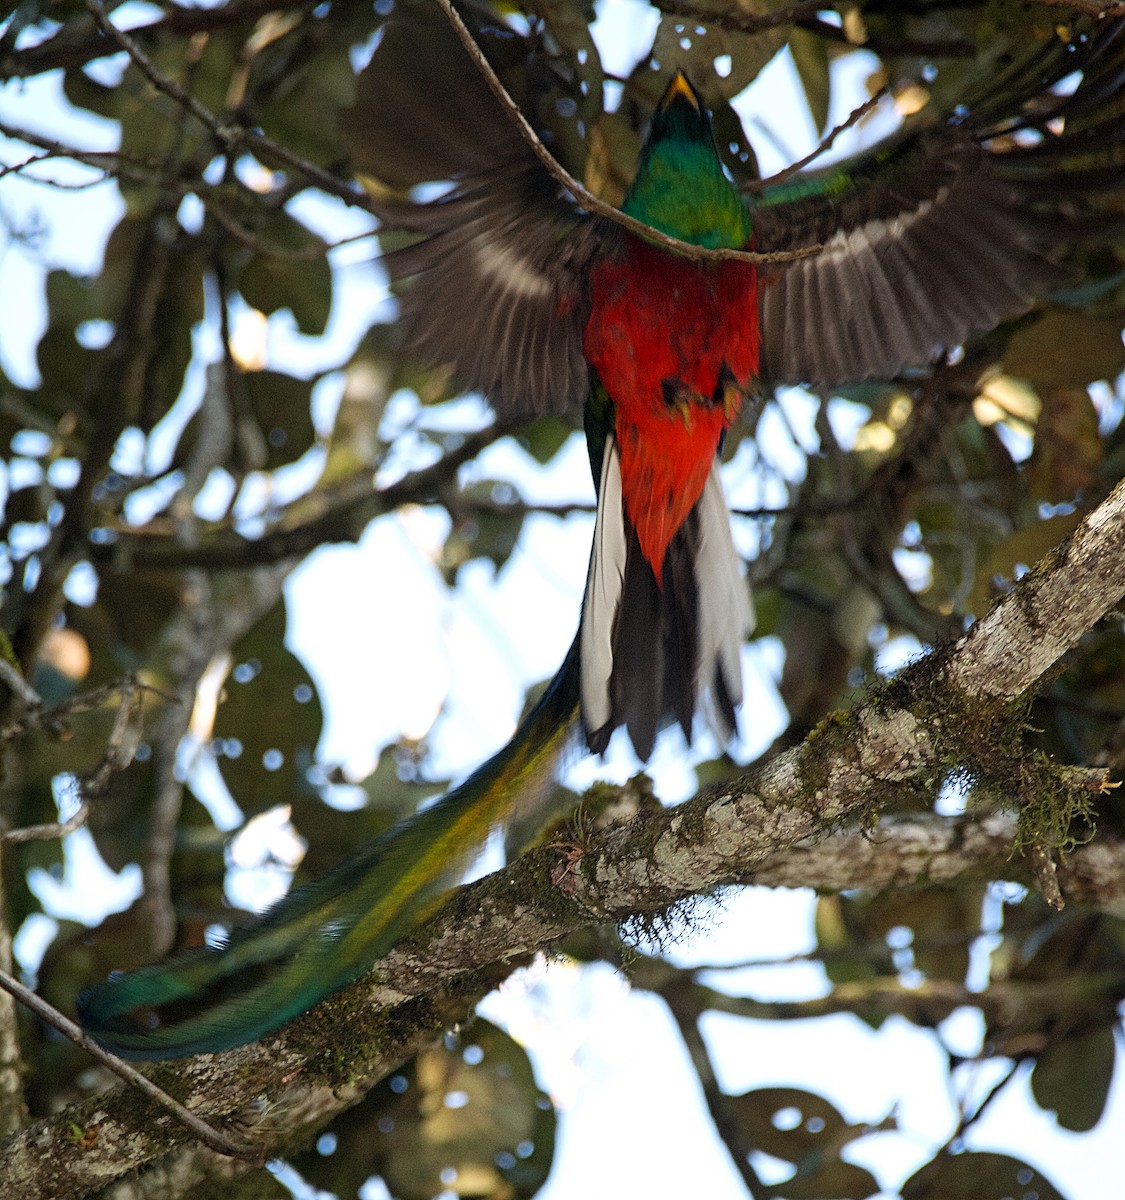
[580,433,627,733]
[695,463,755,738]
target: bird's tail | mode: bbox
[78,639,580,1060]
[579,428,754,760]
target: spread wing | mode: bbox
[753,21,1125,389]
[348,9,620,416]
[374,166,618,415]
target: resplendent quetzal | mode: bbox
[79,19,1125,1058]
[372,21,1125,760]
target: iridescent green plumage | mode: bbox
[78,642,579,1058]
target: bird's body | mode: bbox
[77,18,1125,1059]
[584,236,757,577]
[577,74,758,756]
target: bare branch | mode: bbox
[665,992,767,1199]
[2,0,305,77]
[639,959,1124,1031]
[0,847,26,1136]
[0,677,168,751]
[0,969,257,1162]
[653,0,978,56]
[748,86,889,191]
[87,421,517,570]
[0,658,42,713]
[82,0,376,214]
[1036,0,1125,15]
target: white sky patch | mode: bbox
[27,826,142,925]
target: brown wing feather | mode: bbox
[375,165,618,416]
[755,22,1125,389]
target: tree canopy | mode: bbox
[1,1,1125,1198]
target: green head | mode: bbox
[623,71,752,250]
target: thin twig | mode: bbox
[664,989,768,1200]
[430,0,818,266]
[4,0,297,77]
[88,421,516,570]
[83,0,374,213]
[3,803,91,846]
[203,197,377,259]
[0,968,260,1162]
[0,676,170,744]
[4,675,146,844]
[83,0,816,267]
[0,119,200,196]
[748,86,889,192]
[656,0,830,34]
[1035,0,1125,14]
[143,579,211,957]
[0,151,96,185]
[0,658,42,712]
[654,0,977,56]
[941,1059,1019,1150]
[85,675,145,795]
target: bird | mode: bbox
[370,20,1125,760]
[78,18,1125,1058]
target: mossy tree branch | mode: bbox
[2,477,1125,1196]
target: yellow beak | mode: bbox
[660,70,702,114]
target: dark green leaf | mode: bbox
[440,480,526,581]
[290,744,446,882]
[903,1151,1066,1200]
[1031,1026,1116,1133]
[790,27,831,134]
[730,1086,881,1199]
[1005,309,1125,389]
[242,369,317,469]
[211,598,324,815]
[293,1018,555,1199]
[238,210,332,336]
[517,416,576,466]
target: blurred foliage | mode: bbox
[291,1019,556,1199]
[0,0,1124,1197]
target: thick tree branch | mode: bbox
[4,474,1125,1198]
[637,957,1125,1032]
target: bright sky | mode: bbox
[1,2,1122,1197]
